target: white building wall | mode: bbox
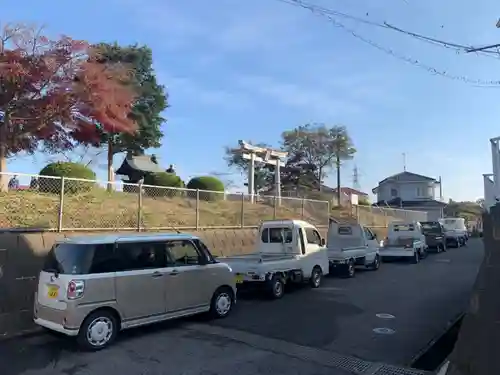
[377,181,436,202]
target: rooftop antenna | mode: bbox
[403,152,407,172]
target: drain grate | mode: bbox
[373,364,428,375]
[326,352,372,373]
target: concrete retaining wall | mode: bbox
[0,228,266,338]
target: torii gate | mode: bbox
[233,140,288,204]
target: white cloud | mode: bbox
[235,74,360,117]
[158,73,252,110]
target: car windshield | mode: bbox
[420,222,442,234]
[42,244,95,275]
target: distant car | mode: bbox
[34,233,236,350]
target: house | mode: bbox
[324,186,369,205]
[372,171,446,221]
[115,153,164,183]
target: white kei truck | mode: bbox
[220,220,330,299]
[379,221,428,263]
[326,222,381,278]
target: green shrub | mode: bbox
[143,172,184,197]
[186,176,225,201]
[39,162,96,194]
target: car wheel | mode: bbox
[77,310,118,351]
[310,266,322,288]
[370,255,381,270]
[269,275,285,299]
[209,287,234,318]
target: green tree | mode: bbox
[224,142,274,194]
[92,43,168,185]
[281,124,356,204]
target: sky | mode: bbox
[3,0,500,201]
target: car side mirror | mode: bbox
[320,238,326,246]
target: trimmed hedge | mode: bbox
[144,172,184,197]
[39,162,96,194]
[187,176,225,201]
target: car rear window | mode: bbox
[42,244,96,275]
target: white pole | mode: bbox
[248,152,255,203]
[275,158,281,206]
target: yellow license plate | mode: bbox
[47,285,59,299]
[235,275,244,284]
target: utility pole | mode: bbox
[402,152,407,172]
[353,165,361,190]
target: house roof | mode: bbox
[378,171,437,185]
[329,187,369,196]
[116,155,164,175]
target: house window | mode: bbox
[391,188,398,197]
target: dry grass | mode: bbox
[0,189,331,230]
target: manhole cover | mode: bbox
[373,327,396,335]
[376,313,395,319]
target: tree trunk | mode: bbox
[336,155,341,206]
[107,138,114,192]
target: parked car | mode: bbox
[326,222,381,278]
[439,218,468,247]
[34,233,236,350]
[420,221,447,253]
[221,219,330,299]
[379,221,427,263]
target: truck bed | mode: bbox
[221,253,297,263]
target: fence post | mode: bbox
[240,193,245,228]
[57,177,65,232]
[301,198,305,219]
[273,195,277,219]
[137,183,143,232]
[195,189,200,230]
[327,200,331,227]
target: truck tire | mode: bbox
[411,251,420,264]
[310,266,322,288]
[344,259,356,278]
[369,255,380,270]
[268,275,285,299]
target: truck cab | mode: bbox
[326,222,381,278]
[257,219,326,256]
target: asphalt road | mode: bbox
[0,239,484,375]
[213,239,484,365]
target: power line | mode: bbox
[275,0,500,87]
[278,0,498,57]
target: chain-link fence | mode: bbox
[0,172,330,231]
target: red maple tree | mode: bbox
[0,23,137,188]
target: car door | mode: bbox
[114,241,168,321]
[363,227,379,262]
[164,239,214,314]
